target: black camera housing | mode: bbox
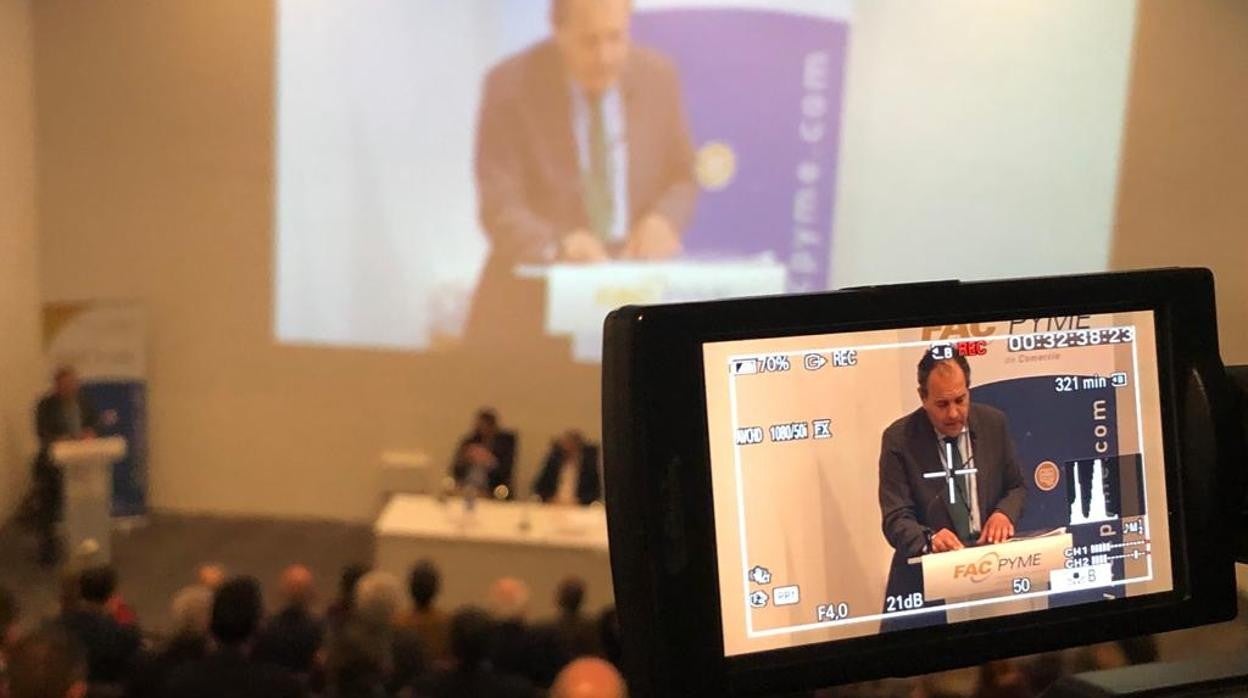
[602,268,1244,697]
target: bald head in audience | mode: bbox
[279,564,316,609]
[552,657,627,698]
[197,563,227,591]
[487,577,531,621]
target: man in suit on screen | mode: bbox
[877,351,1026,631]
[466,0,698,344]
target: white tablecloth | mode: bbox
[373,495,613,618]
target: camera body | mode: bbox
[602,268,1245,697]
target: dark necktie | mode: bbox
[944,436,972,541]
[584,94,615,241]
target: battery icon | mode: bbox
[731,359,759,375]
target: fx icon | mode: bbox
[813,419,832,439]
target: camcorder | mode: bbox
[602,268,1247,697]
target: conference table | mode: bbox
[373,494,614,618]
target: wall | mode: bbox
[33,1,598,522]
[1112,0,1248,363]
[0,0,43,521]
[31,0,1248,523]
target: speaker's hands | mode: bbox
[978,511,1015,545]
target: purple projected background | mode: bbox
[633,9,850,293]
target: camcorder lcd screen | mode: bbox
[702,310,1174,657]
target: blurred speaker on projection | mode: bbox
[465,0,698,345]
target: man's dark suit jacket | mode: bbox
[450,430,518,496]
[59,608,141,683]
[877,403,1026,606]
[35,393,99,458]
[531,443,601,505]
[161,647,304,698]
[251,606,324,675]
[466,39,698,343]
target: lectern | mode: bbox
[50,436,127,564]
[912,531,1074,621]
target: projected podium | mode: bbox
[519,259,788,361]
[912,530,1073,622]
[50,436,127,564]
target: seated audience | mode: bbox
[162,576,303,698]
[326,563,370,630]
[550,657,627,698]
[489,577,560,687]
[532,431,601,505]
[398,560,450,666]
[549,576,599,660]
[322,617,391,698]
[6,626,87,698]
[1,586,19,697]
[253,564,324,676]
[973,659,1032,698]
[326,571,425,694]
[449,408,518,497]
[58,566,140,684]
[128,585,213,698]
[410,607,536,698]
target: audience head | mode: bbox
[169,584,213,639]
[210,576,264,647]
[448,607,496,671]
[77,565,117,607]
[598,606,622,668]
[278,564,316,610]
[488,577,530,622]
[407,559,441,612]
[551,656,628,698]
[52,366,79,400]
[556,576,586,617]
[7,625,88,698]
[338,563,370,611]
[326,616,392,693]
[475,408,500,437]
[353,570,402,628]
[196,563,227,591]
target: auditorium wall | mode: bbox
[32,0,1247,523]
[1110,0,1248,362]
[0,0,43,521]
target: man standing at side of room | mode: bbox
[31,367,99,565]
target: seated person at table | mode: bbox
[449,409,517,497]
[531,431,601,506]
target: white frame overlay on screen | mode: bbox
[712,320,1162,644]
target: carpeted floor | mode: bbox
[0,511,373,636]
